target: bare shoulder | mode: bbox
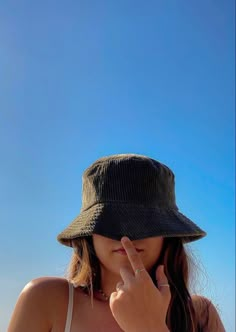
[22,276,69,295]
[15,276,69,311]
[191,295,226,332]
[8,277,69,332]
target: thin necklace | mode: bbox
[79,285,109,301]
[97,289,109,301]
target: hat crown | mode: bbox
[57,153,206,246]
[81,154,177,211]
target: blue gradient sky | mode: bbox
[0,1,235,331]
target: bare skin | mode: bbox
[109,237,170,332]
[92,234,164,300]
[8,276,124,332]
[8,236,225,332]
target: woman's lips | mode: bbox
[113,248,143,255]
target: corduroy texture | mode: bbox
[57,154,206,246]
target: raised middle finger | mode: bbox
[121,236,148,278]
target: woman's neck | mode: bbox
[99,267,123,299]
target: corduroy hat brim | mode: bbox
[57,202,206,246]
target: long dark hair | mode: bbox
[68,236,199,332]
[151,237,198,331]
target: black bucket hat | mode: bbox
[57,154,206,246]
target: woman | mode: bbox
[8,154,225,332]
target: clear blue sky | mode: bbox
[0,1,235,331]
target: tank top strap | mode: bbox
[64,281,74,332]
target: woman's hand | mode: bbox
[109,236,170,332]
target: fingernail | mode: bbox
[121,236,129,243]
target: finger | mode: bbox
[119,265,135,285]
[156,265,171,302]
[121,237,147,278]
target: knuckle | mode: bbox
[164,289,171,302]
[131,256,139,265]
[130,256,138,265]
[141,273,150,282]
